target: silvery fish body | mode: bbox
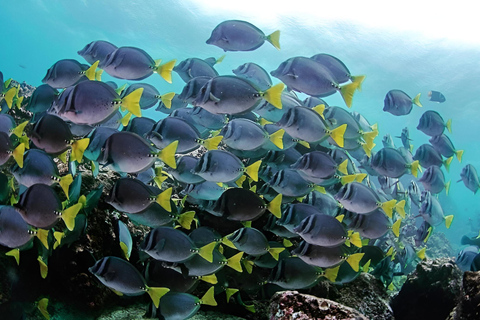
[429,134,457,158]
[276,106,329,142]
[233,62,272,90]
[42,59,89,89]
[140,227,198,263]
[0,206,34,248]
[291,151,339,181]
[419,191,445,226]
[418,165,447,194]
[26,84,58,114]
[83,127,118,162]
[220,118,271,151]
[106,178,157,214]
[124,117,156,138]
[17,184,62,229]
[228,227,269,256]
[102,46,156,80]
[147,117,201,154]
[460,164,480,194]
[310,53,352,84]
[78,40,118,66]
[334,182,381,214]
[193,150,245,183]
[268,168,312,197]
[177,76,211,104]
[292,241,346,268]
[408,181,422,207]
[383,90,414,116]
[11,149,59,187]
[417,110,449,136]
[294,214,348,247]
[324,106,361,140]
[348,209,390,239]
[371,147,412,178]
[167,156,205,184]
[122,83,159,110]
[174,58,218,83]
[413,144,444,168]
[189,107,227,130]
[277,203,323,233]
[303,190,340,216]
[269,257,321,289]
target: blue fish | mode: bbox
[383,90,422,116]
[78,40,118,66]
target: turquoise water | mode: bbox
[1,0,479,315]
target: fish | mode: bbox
[349,209,401,239]
[415,221,432,246]
[157,290,217,320]
[429,134,463,162]
[310,53,365,88]
[99,132,178,173]
[455,246,479,272]
[211,188,282,220]
[156,95,188,114]
[428,90,446,103]
[146,116,222,154]
[29,114,90,162]
[124,116,156,138]
[177,76,212,105]
[206,20,280,51]
[189,107,228,130]
[116,220,133,260]
[267,168,322,198]
[220,118,284,151]
[42,59,97,89]
[174,57,219,83]
[52,80,143,126]
[106,178,172,213]
[268,257,323,289]
[460,164,480,194]
[294,214,362,247]
[89,256,170,308]
[25,84,58,115]
[140,226,216,263]
[324,106,377,146]
[383,90,422,116]
[371,147,419,178]
[417,110,452,136]
[303,190,341,217]
[193,75,284,114]
[166,156,205,185]
[83,127,118,164]
[255,91,302,123]
[277,203,324,233]
[418,165,450,195]
[276,105,346,147]
[16,184,81,231]
[291,151,349,183]
[408,181,422,207]
[396,127,413,152]
[193,150,261,183]
[0,132,25,168]
[413,143,452,171]
[382,134,395,149]
[419,191,453,228]
[227,227,284,259]
[270,56,358,107]
[181,181,228,201]
[78,40,118,66]
[101,46,176,82]
[121,83,174,110]
[233,62,272,91]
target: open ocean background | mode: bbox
[1,0,479,252]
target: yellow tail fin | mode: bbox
[95,69,103,81]
[329,124,347,148]
[392,219,402,237]
[339,82,358,108]
[156,187,172,212]
[146,287,170,309]
[324,266,339,282]
[157,140,178,169]
[177,210,195,230]
[200,287,217,306]
[263,83,284,109]
[155,59,176,83]
[269,129,285,149]
[198,242,216,263]
[6,248,20,265]
[11,120,29,138]
[446,119,452,133]
[456,150,464,162]
[340,174,356,185]
[351,75,366,91]
[37,256,48,279]
[336,214,345,223]
[71,138,90,163]
[121,88,143,117]
[120,112,132,127]
[410,160,419,178]
[382,199,396,218]
[85,61,99,80]
[12,143,25,168]
[348,232,362,248]
[445,181,451,196]
[226,288,239,302]
[244,160,261,182]
[227,252,244,272]
[201,135,223,150]
[346,253,365,272]
[362,259,371,273]
[445,215,454,229]
[36,229,50,249]
[267,194,282,218]
[417,247,426,260]
[338,159,349,175]
[268,247,285,261]
[395,200,406,219]
[59,174,73,199]
[199,274,218,284]
[160,92,175,109]
[413,93,422,107]
[444,157,453,172]
[62,203,82,231]
[37,297,50,320]
[266,30,281,50]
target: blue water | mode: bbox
[1,0,478,269]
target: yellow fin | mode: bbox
[244,160,261,182]
[346,253,364,272]
[362,130,378,145]
[355,173,367,183]
[242,221,252,228]
[267,194,282,218]
[349,232,362,248]
[71,138,90,163]
[336,214,345,223]
[351,75,366,91]
[226,288,239,302]
[155,59,176,83]
[201,135,223,150]
[339,82,358,108]
[243,259,254,274]
[456,150,464,162]
[19,135,30,149]
[160,92,175,109]
[269,129,285,149]
[115,83,127,96]
[235,175,246,188]
[95,69,103,81]
[221,237,237,249]
[4,87,17,109]
[58,150,68,164]
[283,239,293,247]
[268,247,285,261]
[227,252,244,272]
[324,266,339,282]
[363,259,371,273]
[178,210,195,230]
[62,203,82,231]
[313,185,326,194]
[410,160,419,178]
[198,242,216,263]
[266,30,281,50]
[444,156,453,172]
[121,87,143,117]
[157,140,178,169]
[215,55,226,64]
[6,248,20,265]
[329,124,347,148]
[340,174,356,185]
[392,219,402,237]
[382,199,396,218]
[362,142,372,157]
[417,247,426,260]
[263,83,284,109]
[146,287,170,309]
[395,200,406,219]
[445,180,451,196]
[244,304,256,313]
[156,187,172,212]
[59,174,73,199]
[199,274,217,284]
[37,256,48,279]
[386,247,394,256]
[297,140,310,148]
[337,159,349,175]
[85,60,99,80]
[12,143,25,168]
[259,118,272,126]
[388,283,395,291]
[53,231,64,249]
[37,298,50,320]
[120,112,132,127]
[446,119,452,133]
[250,185,257,192]
[11,120,29,138]
[445,215,454,229]
[312,104,326,119]
[120,242,130,260]
[200,286,217,306]
[412,93,422,107]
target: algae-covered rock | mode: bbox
[447,271,480,320]
[391,258,462,320]
[269,290,368,320]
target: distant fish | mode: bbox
[459,164,480,194]
[429,134,463,162]
[417,110,452,137]
[383,90,422,116]
[428,90,446,103]
[42,59,98,89]
[418,165,450,195]
[78,40,118,66]
[206,20,280,51]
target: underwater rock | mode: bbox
[391,258,462,320]
[426,232,455,259]
[447,271,480,320]
[269,290,368,320]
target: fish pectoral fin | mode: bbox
[154,238,166,252]
[209,92,221,102]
